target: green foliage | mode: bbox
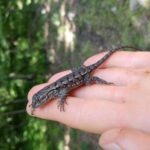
[0,1,49,149]
[0,0,149,150]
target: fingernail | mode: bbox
[102,143,121,150]
[100,129,122,150]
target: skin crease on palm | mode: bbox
[27,51,150,149]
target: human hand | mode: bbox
[99,128,150,150]
[27,51,150,149]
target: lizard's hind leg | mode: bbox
[91,76,113,84]
[84,74,113,85]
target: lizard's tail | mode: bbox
[87,46,140,71]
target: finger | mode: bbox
[99,128,150,150]
[92,68,144,86]
[71,67,149,102]
[72,85,128,103]
[27,96,126,133]
[84,51,150,69]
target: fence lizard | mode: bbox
[30,46,138,114]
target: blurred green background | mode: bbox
[0,0,150,149]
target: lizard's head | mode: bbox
[32,94,42,109]
[32,90,55,109]
[31,94,48,109]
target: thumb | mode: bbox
[99,128,150,150]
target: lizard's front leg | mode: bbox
[57,88,68,112]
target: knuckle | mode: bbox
[112,87,128,103]
[118,128,131,140]
[143,69,150,76]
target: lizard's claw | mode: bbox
[57,101,65,112]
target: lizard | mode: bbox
[30,46,138,114]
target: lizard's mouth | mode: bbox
[32,93,54,109]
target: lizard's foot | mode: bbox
[57,99,67,112]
